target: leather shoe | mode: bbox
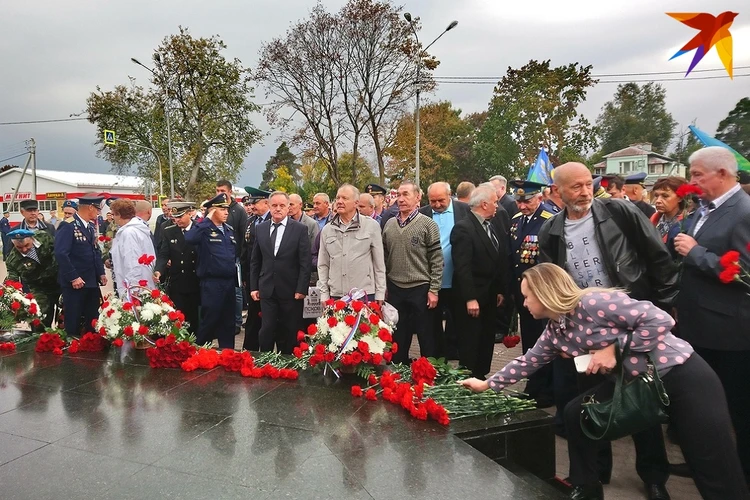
[668,462,692,478]
[645,483,670,500]
[569,483,603,500]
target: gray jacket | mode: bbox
[317,212,386,300]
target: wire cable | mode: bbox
[0,117,89,126]
[0,153,27,164]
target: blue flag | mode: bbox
[527,149,554,185]
[688,125,750,172]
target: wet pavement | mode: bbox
[0,341,560,500]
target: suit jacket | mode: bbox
[419,199,472,222]
[54,213,105,288]
[250,218,311,299]
[677,188,750,350]
[155,223,199,294]
[499,193,520,219]
[242,211,271,283]
[450,214,509,305]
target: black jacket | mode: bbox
[227,201,249,260]
[419,199,472,221]
[250,218,311,298]
[155,223,199,294]
[538,198,678,307]
[499,193,520,219]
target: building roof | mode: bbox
[603,146,674,162]
[0,168,143,189]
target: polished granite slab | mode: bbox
[0,345,559,500]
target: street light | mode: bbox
[404,14,458,188]
[131,56,175,198]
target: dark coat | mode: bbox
[155,223,200,294]
[450,214,509,305]
[184,218,236,280]
[250,218,311,299]
[499,193,520,219]
[538,198,678,307]
[677,188,750,350]
[227,200,249,260]
[54,214,105,288]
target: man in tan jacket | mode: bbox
[317,184,386,302]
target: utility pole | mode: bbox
[29,138,37,200]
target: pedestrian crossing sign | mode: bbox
[104,130,116,145]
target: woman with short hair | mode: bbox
[110,199,156,298]
[461,263,748,500]
[649,176,690,258]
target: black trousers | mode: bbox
[258,297,303,354]
[455,298,496,378]
[564,355,748,499]
[695,347,750,484]
[387,281,434,364]
[169,289,200,337]
[197,279,235,349]
[432,287,459,359]
[61,287,99,338]
[243,298,262,351]
[514,290,553,401]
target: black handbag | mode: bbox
[580,331,670,441]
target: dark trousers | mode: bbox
[387,281,434,364]
[695,347,750,483]
[243,299,262,351]
[455,298,496,378]
[61,287,99,338]
[258,297,303,354]
[197,279,235,348]
[564,355,748,498]
[515,291,553,401]
[169,289,200,337]
[495,293,515,336]
[432,287,458,359]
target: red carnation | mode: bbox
[123,325,134,337]
[369,314,380,325]
[68,340,80,354]
[351,301,364,312]
[10,301,20,312]
[350,385,363,397]
[719,250,740,268]
[357,340,369,354]
[314,344,326,355]
[151,289,161,299]
[327,317,338,327]
[675,184,703,198]
[122,302,133,311]
[138,280,148,287]
[372,353,383,365]
[364,388,377,401]
[502,335,521,348]
[52,347,63,356]
[384,352,393,363]
[307,324,317,336]
[334,300,346,311]
[299,342,309,351]
[344,315,356,327]
[325,299,335,307]
[293,347,302,358]
[29,303,38,315]
[112,338,124,347]
[719,265,741,284]
[378,328,392,342]
[297,331,305,342]
[391,342,398,354]
[358,323,370,334]
[138,325,149,335]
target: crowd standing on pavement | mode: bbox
[1,146,749,500]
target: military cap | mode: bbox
[241,195,253,205]
[738,170,750,184]
[303,203,314,211]
[167,201,196,218]
[510,179,546,201]
[3,210,9,215]
[19,200,39,210]
[105,197,120,207]
[78,195,106,208]
[204,193,231,209]
[61,200,78,210]
[364,183,387,195]
[624,172,647,186]
[243,187,271,201]
[7,228,36,240]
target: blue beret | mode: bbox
[62,200,78,210]
[625,172,647,185]
[7,229,36,240]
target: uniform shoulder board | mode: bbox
[164,223,177,231]
[512,212,524,219]
[540,210,554,219]
[225,223,234,231]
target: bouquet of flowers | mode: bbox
[95,286,194,347]
[294,292,396,373]
[0,280,43,331]
[718,245,750,292]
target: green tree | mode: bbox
[86,27,262,199]
[475,60,598,180]
[260,141,299,190]
[596,82,677,155]
[716,97,750,159]
[672,121,703,171]
[268,166,297,193]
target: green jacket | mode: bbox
[6,231,59,288]
[101,221,119,262]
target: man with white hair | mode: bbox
[489,174,520,219]
[312,192,332,230]
[674,146,750,483]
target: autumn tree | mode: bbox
[268,166,297,193]
[86,27,262,198]
[716,97,750,159]
[475,60,598,180]
[260,141,299,190]
[596,82,677,155]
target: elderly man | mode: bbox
[450,184,508,378]
[250,192,311,353]
[312,192,332,230]
[109,199,156,297]
[539,162,677,500]
[6,229,60,328]
[624,172,656,218]
[134,200,153,223]
[364,183,388,220]
[289,193,319,249]
[456,181,475,204]
[419,182,471,359]
[382,181,443,363]
[60,200,78,224]
[19,200,55,238]
[674,146,750,485]
[489,175,520,218]
[318,184,385,302]
[358,193,378,221]
[54,195,107,338]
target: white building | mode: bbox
[0,167,151,223]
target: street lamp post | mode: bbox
[404,14,458,189]
[131,55,175,198]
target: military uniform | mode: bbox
[184,194,237,348]
[0,213,11,260]
[509,180,555,405]
[5,230,61,328]
[155,206,200,336]
[54,198,106,338]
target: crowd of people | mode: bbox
[1,145,749,500]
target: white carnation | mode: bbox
[140,309,155,322]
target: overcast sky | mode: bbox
[1,0,747,192]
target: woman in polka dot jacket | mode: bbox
[461,263,748,500]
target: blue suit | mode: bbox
[54,213,105,337]
[0,217,11,259]
[185,218,236,348]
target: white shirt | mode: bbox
[692,183,741,235]
[270,218,287,256]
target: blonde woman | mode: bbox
[461,263,747,500]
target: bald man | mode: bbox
[539,162,678,497]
